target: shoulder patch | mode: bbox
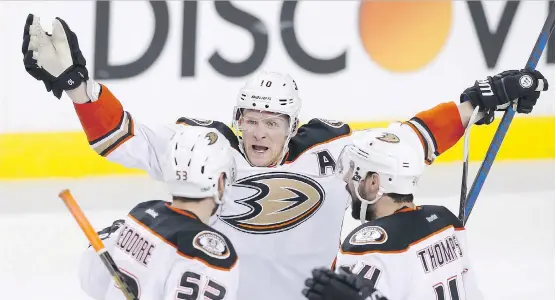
[205,132,219,145]
[317,118,345,128]
[376,132,400,143]
[349,226,388,245]
[193,231,230,259]
[175,117,240,151]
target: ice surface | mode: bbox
[0,161,553,299]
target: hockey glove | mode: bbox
[22,14,89,99]
[302,267,388,300]
[87,219,125,248]
[460,69,549,124]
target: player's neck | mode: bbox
[374,197,416,219]
[171,200,215,224]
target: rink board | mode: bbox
[0,116,553,179]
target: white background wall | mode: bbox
[0,1,554,133]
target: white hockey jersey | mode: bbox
[79,200,239,300]
[335,206,483,300]
[72,84,465,300]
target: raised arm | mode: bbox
[66,81,179,180]
[21,14,182,180]
[402,69,549,164]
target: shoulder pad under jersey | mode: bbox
[129,200,238,270]
[286,118,351,162]
[341,205,464,254]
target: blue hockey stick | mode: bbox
[461,5,555,225]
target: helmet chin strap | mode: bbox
[353,181,385,224]
[209,179,229,226]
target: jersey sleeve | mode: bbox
[71,84,239,180]
[163,230,240,300]
[72,84,182,180]
[78,220,125,300]
[403,102,465,164]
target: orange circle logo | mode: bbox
[359,1,453,72]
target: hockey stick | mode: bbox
[58,189,138,300]
[460,5,555,225]
[458,106,480,222]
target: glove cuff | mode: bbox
[85,79,101,102]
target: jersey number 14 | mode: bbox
[433,276,461,300]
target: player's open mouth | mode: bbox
[252,145,269,154]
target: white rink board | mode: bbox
[0,1,554,133]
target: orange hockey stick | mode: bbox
[58,189,138,300]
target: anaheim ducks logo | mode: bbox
[219,172,325,234]
[205,132,218,145]
[376,132,400,143]
[318,118,345,128]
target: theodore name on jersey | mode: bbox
[115,223,156,267]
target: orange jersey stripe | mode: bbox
[73,84,126,143]
[412,102,464,156]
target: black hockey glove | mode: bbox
[302,267,388,300]
[22,14,89,99]
[87,219,125,248]
[460,69,549,124]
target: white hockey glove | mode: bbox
[22,14,89,99]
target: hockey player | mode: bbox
[78,127,240,299]
[332,127,484,299]
[22,14,548,300]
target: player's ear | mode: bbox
[369,173,381,191]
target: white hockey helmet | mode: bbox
[232,70,302,163]
[163,127,236,205]
[337,129,425,222]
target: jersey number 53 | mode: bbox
[176,271,226,300]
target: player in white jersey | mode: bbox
[328,127,483,300]
[22,14,548,300]
[78,127,240,299]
